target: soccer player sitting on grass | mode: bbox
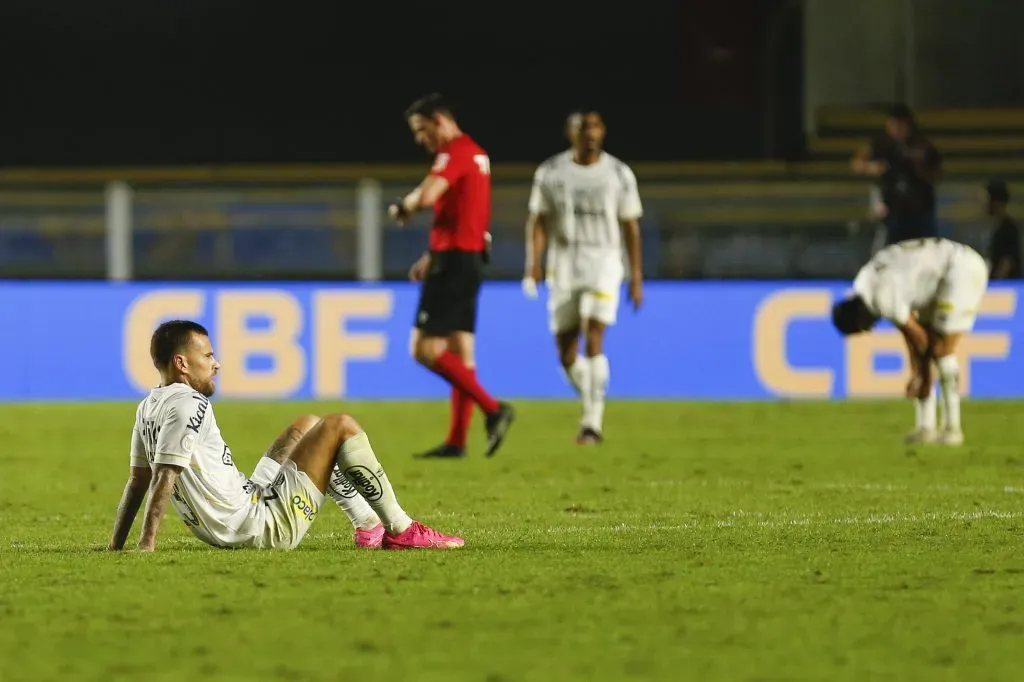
[831,237,989,446]
[106,320,464,552]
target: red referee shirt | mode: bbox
[428,134,491,252]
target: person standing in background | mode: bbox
[983,180,1020,280]
[852,104,943,246]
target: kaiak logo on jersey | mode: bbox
[186,396,209,434]
[344,465,383,501]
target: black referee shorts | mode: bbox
[415,250,485,336]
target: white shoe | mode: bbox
[937,429,964,446]
[903,428,938,445]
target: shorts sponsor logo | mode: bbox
[345,465,383,501]
[291,494,317,522]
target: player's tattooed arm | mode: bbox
[107,466,152,550]
[136,464,183,552]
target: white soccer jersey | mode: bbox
[130,383,264,547]
[853,237,988,331]
[528,150,643,291]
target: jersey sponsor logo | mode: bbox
[344,465,383,501]
[221,445,234,466]
[291,493,318,523]
[186,395,209,434]
[432,153,450,172]
[473,154,490,175]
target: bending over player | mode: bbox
[831,237,989,445]
[522,110,644,443]
[106,320,463,551]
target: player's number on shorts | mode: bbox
[473,154,491,176]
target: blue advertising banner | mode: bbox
[0,281,1019,401]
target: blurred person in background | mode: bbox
[522,110,643,444]
[389,93,515,459]
[852,104,943,246]
[983,180,1020,280]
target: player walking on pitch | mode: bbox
[106,320,464,551]
[831,237,990,446]
[522,110,644,443]
[388,93,515,459]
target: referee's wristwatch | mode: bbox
[482,232,492,264]
[388,198,411,221]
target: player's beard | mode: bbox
[194,377,216,397]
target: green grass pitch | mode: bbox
[1,399,1023,681]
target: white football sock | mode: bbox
[563,356,590,397]
[937,355,961,431]
[564,356,593,428]
[914,385,937,431]
[587,354,609,433]
[327,465,382,531]
[335,432,413,535]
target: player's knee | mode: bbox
[413,337,444,366]
[584,327,605,356]
[936,354,959,381]
[292,414,321,435]
[322,413,362,441]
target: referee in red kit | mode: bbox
[388,93,515,458]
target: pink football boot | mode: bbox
[354,523,385,549]
[383,521,465,550]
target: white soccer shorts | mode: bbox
[925,248,990,335]
[548,286,620,334]
[253,460,325,550]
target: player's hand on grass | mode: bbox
[629,276,643,311]
[409,253,430,282]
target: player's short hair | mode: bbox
[831,296,878,336]
[405,93,453,121]
[150,320,209,370]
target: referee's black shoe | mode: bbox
[414,443,466,459]
[484,402,516,457]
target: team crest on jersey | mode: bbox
[181,433,196,454]
[221,446,234,466]
[432,153,450,172]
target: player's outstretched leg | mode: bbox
[252,415,385,548]
[288,413,464,549]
